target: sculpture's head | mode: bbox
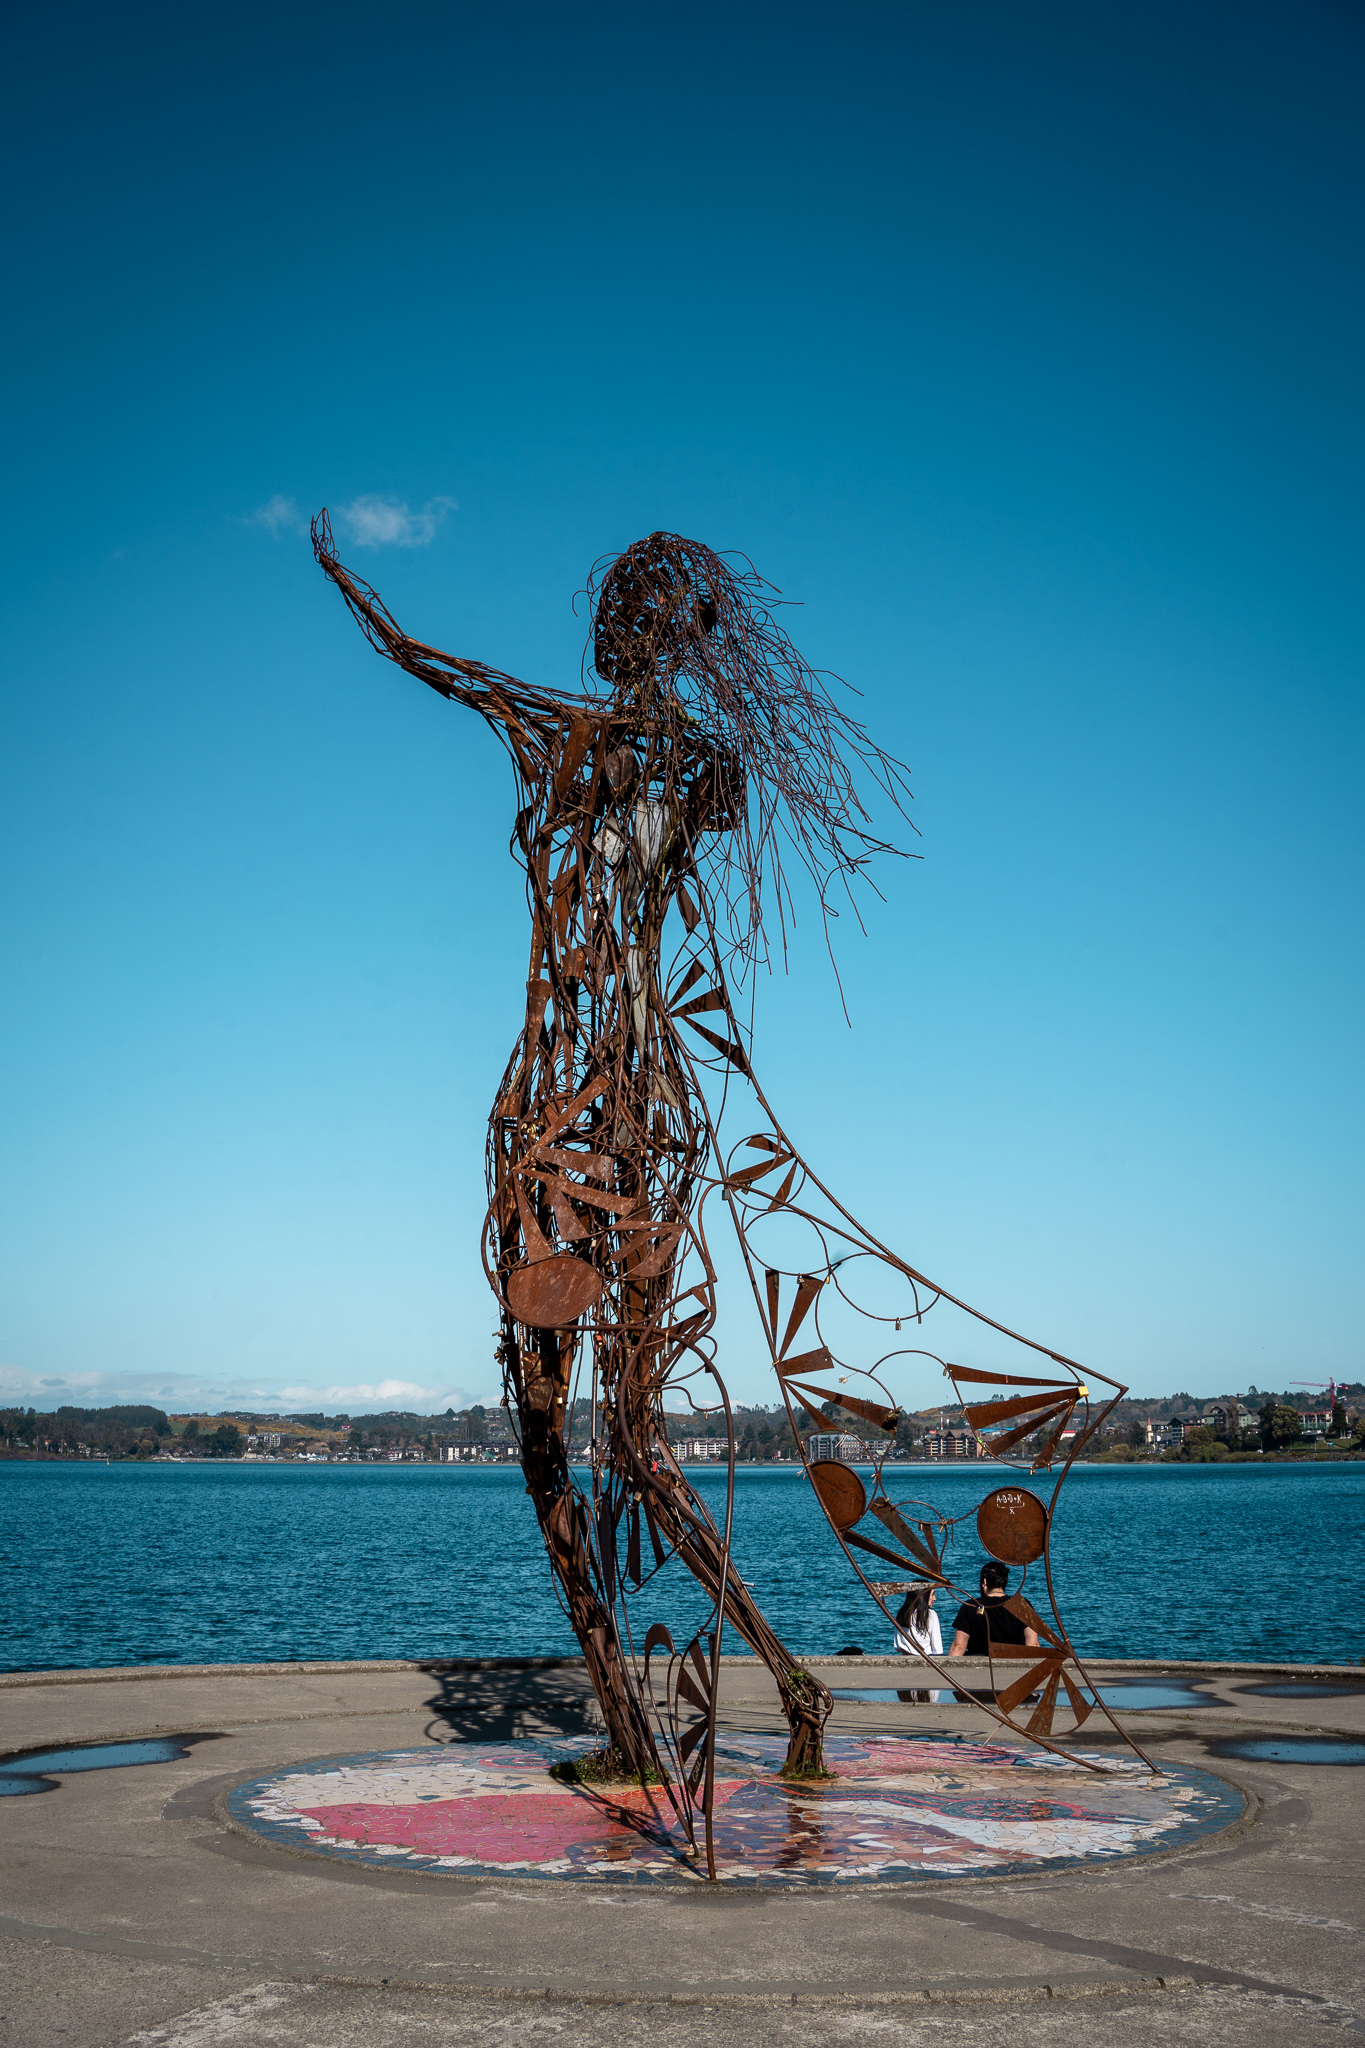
[584,529,913,974]
[592,532,719,707]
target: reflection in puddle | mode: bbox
[1210,1736,1365,1766]
[832,1683,1216,1712]
[835,1689,943,1704]
[0,1737,192,1797]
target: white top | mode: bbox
[894,1608,942,1657]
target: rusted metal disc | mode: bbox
[505,1255,603,1330]
[808,1460,868,1531]
[976,1487,1048,1565]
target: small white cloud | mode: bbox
[248,494,308,537]
[336,495,455,549]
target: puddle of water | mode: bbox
[831,1683,1214,1711]
[0,1737,191,1796]
[834,1688,938,1703]
[1236,1682,1365,1700]
[1083,1684,1215,1711]
[1209,1737,1365,1766]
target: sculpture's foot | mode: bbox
[780,1751,834,1782]
[550,1747,666,1789]
[778,1666,834,1779]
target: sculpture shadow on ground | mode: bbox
[419,1660,603,1746]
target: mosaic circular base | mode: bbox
[227,1734,1243,1885]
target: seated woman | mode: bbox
[893,1582,942,1703]
[948,1562,1039,1700]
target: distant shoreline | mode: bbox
[3,1450,1361,1470]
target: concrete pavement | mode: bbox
[1,1656,1361,2046]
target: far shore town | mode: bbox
[3,1385,1361,1466]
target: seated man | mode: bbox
[947,1562,1039,1699]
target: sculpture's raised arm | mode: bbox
[311,511,568,775]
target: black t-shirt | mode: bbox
[951,1595,1029,1658]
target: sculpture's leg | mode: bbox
[643,1474,832,1775]
[509,1305,832,1777]
[611,1264,833,1777]
[503,1317,659,1775]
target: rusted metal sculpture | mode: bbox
[313,515,1148,1879]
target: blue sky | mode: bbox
[2,0,1361,1418]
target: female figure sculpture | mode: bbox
[313,516,1142,1876]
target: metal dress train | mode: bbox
[313,516,1150,1881]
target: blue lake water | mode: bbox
[3,1460,1362,1673]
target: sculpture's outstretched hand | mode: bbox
[311,510,567,755]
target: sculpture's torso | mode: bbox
[487,711,733,1478]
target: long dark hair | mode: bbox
[895,1583,934,1635]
